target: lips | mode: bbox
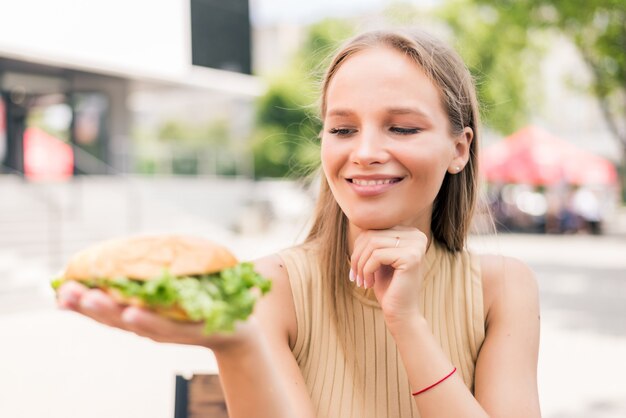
[349,178,401,186]
[345,176,404,196]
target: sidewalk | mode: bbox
[0,226,299,418]
[470,233,626,417]
[1,232,625,418]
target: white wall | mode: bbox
[0,0,190,78]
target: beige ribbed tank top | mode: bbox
[278,240,485,418]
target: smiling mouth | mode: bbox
[348,178,403,186]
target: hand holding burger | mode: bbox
[54,235,271,338]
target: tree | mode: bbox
[251,73,320,178]
[470,0,626,199]
[436,0,544,134]
[251,19,354,178]
[132,118,235,176]
[252,6,538,177]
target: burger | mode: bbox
[52,234,271,334]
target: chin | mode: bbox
[344,206,430,231]
[346,211,404,231]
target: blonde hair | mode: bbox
[305,29,481,358]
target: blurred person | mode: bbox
[572,186,603,235]
[56,29,540,417]
[560,186,582,234]
[487,182,509,230]
[544,189,564,233]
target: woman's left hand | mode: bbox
[350,226,429,325]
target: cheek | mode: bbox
[400,147,451,196]
[320,139,342,176]
[320,143,331,177]
[408,142,453,173]
[402,148,445,175]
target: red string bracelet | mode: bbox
[411,367,457,396]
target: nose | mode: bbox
[351,128,389,166]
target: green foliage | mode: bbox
[256,72,316,129]
[252,19,353,178]
[158,118,230,148]
[251,125,320,179]
[25,107,71,142]
[470,0,626,201]
[297,18,355,77]
[471,0,625,122]
[252,72,321,178]
[132,118,235,176]
[436,0,543,134]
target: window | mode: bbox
[0,95,6,167]
[190,0,252,74]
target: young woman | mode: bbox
[58,29,541,417]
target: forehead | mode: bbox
[325,46,444,118]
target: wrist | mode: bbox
[385,312,428,338]
[206,317,262,355]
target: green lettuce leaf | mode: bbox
[53,262,271,335]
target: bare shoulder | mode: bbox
[250,252,298,347]
[474,254,541,415]
[252,253,291,284]
[479,254,540,327]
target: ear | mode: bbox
[448,127,473,174]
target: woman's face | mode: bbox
[321,46,471,231]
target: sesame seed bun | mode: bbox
[58,234,239,321]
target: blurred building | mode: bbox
[536,34,622,162]
[0,0,264,177]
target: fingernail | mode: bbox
[59,290,78,306]
[357,275,362,287]
[80,297,98,311]
[57,299,73,310]
[363,281,368,290]
[122,308,136,323]
[349,269,355,282]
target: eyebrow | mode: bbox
[326,109,354,117]
[387,107,431,118]
[326,107,432,119]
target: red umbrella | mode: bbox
[24,127,74,181]
[481,125,618,186]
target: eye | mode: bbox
[328,127,356,136]
[389,127,421,135]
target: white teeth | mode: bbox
[352,179,395,186]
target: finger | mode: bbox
[56,281,88,310]
[121,307,204,345]
[351,231,369,287]
[362,248,401,289]
[121,307,170,342]
[77,288,128,330]
[353,232,376,288]
[357,238,377,288]
[357,234,400,288]
[352,232,383,287]
[351,228,426,287]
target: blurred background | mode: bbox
[0,0,624,417]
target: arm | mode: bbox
[389,256,540,417]
[56,254,315,418]
[474,255,541,416]
[219,254,316,418]
[352,229,540,417]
